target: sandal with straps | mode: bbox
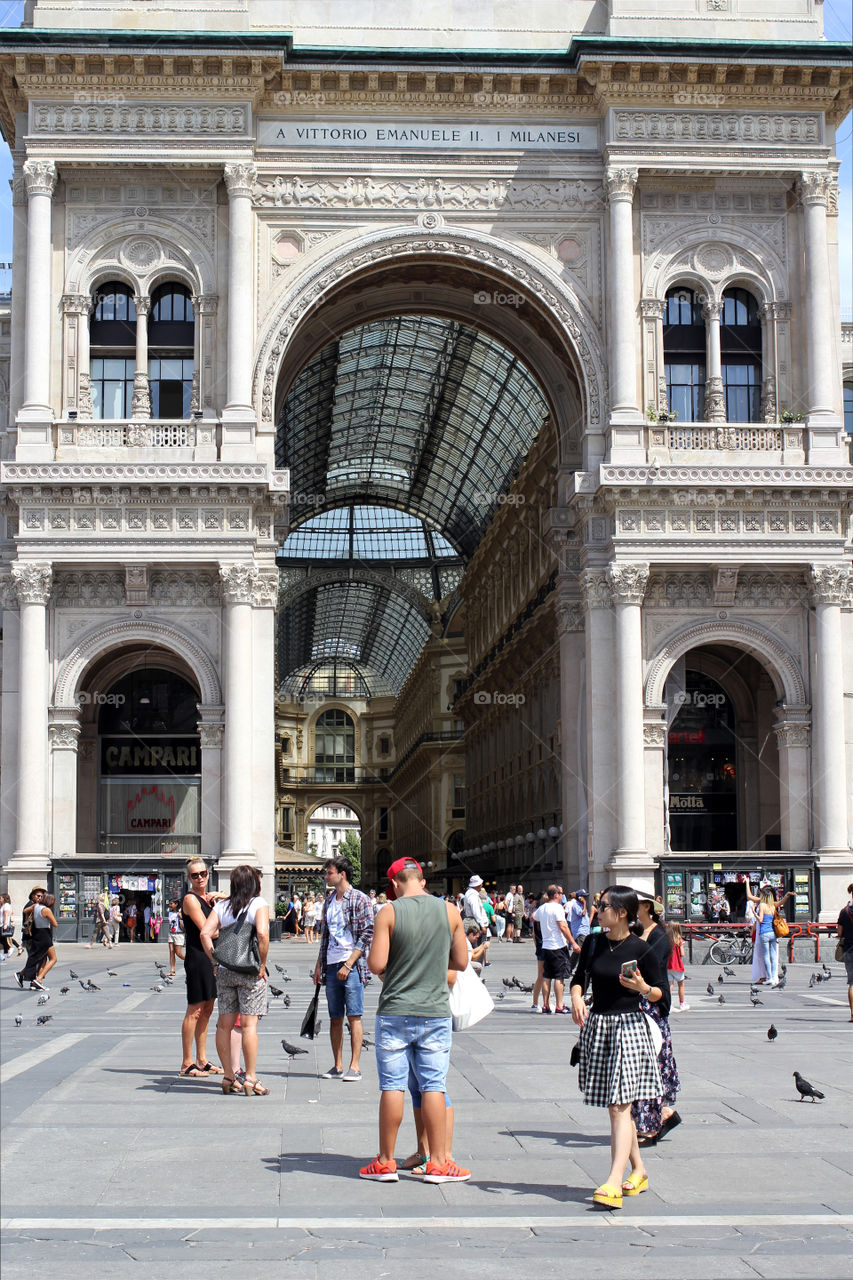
[243,1077,270,1096]
[592,1182,623,1209]
[221,1076,245,1095]
[197,1061,224,1075]
[179,1063,204,1078]
[622,1171,649,1195]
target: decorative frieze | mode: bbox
[52,570,124,607]
[149,571,221,607]
[612,110,822,145]
[31,102,249,136]
[254,172,603,213]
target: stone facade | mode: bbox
[0,2,851,930]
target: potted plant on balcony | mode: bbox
[647,403,678,423]
[779,407,804,423]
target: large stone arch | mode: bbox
[252,223,608,465]
[645,619,806,709]
[52,618,221,710]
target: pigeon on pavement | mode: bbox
[718,993,725,1004]
[706,983,715,996]
[750,994,763,1006]
[775,975,787,990]
[60,987,70,994]
[281,1038,308,1057]
[717,974,724,985]
[85,981,101,991]
[14,1015,22,1026]
[793,1071,825,1101]
[37,1014,53,1025]
[37,994,49,1005]
[151,984,163,992]
[269,985,284,997]
[767,1024,778,1042]
[283,994,291,1008]
[723,966,735,977]
[107,970,118,977]
[69,969,80,979]
[809,973,818,988]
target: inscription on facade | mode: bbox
[257,119,599,151]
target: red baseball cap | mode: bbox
[386,857,423,900]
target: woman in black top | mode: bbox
[631,892,681,1147]
[179,859,222,1078]
[570,885,665,1209]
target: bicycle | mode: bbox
[708,934,753,966]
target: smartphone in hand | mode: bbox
[620,959,638,978]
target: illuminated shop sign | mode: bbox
[101,738,200,775]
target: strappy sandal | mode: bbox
[179,1063,204,1078]
[243,1077,270,1095]
[402,1153,428,1175]
[592,1183,623,1209]
[221,1076,245,1095]
[197,1061,223,1075]
[622,1171,649,1195]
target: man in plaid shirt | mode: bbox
[312,856,374,1082]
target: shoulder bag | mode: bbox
[212,906,260,975]
[448,962,495,1031]
[772,910,790,938]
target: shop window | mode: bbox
[148,284,194,419]
[98,667,201,858]
[666,671,737,852]
[721,288,761,422]
[663,288,705,422]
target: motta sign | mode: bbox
[101,737,200,776]
[257,119,599,152]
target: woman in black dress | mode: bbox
[631,891,681,1147]
[570,885,665,1209]
[179,859,222,1078]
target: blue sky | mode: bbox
[0,0,850,310]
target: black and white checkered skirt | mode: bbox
[578,1011,664,1108]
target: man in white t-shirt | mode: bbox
[532,884,580,1014]
[462,876,489,929]
[504,886,516,941]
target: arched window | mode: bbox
[89,282,136,419]
[843,381,853,463]
[721,287,761,422]
[663,288,705,422]
[148,284,194,419]
[314,708,355,783]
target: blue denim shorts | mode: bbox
[407,1062,451,1110]
[325,966,364,1019]
[375,1014,452,1093]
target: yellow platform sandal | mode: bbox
[622,1171,649,1196]
[592,1183,623,1209]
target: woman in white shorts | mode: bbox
[200,865,271,1096]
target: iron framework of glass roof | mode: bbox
[275,315,550,699]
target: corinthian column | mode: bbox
[131,294,151,418]
[608,563,649,858]
[797,173,844,461]
[222,163,257,456]
[809,565,852,858]
[11,562,52,862]
[703,299,726,423]
[219,563,259,863]
[18,160,57,456]
[605,167,643,455]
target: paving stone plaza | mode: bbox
[2,938,851,1278]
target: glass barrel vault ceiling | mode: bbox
[276,314,550,698]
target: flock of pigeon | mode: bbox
[9,955,832,1103]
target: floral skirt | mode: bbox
[631,999,680,1134]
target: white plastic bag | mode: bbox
[448,962,495,1031]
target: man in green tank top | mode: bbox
[359,858,470,1184]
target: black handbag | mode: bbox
[300,983,322,1039]
[212,907,260,975]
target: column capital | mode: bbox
[224,161,258,197]
[133,294,151,315]
[608,562,649,606]
[11,561,52,605]
[193,293,219,315]
[554,592,584,635]
[796,170,836,209]
[48,721,81,750]
[22,158,57,199]
[809,564,853,607]
[640,297,665,321]
[219,562,278,606]
[701,298,721,322]
[605,166,638,203]
[580,567,611,611]
[198,721,225,749]
[61,292,93,317]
